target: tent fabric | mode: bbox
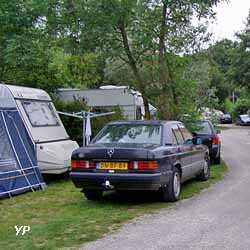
[0,84,46,198]
[0,85,16,109]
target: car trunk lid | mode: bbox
[72,143,157,161]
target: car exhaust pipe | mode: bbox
[102,180,114,190]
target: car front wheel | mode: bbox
[162,167,181,202]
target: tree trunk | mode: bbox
[158,3,167,79]
[165,51,179,117]
[118,19,151,120]
[158,3,173,120]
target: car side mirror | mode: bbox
[192,137,202,145]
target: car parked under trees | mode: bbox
[220,114,232,124]
[70,121,210,202]
[194,120,221,164]
[236,115,250,126]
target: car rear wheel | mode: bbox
[197,158,210,181]
[83,189,103,201]
[162,167,181,202]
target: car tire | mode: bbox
[214,153,221,164]
[197,157,210,181]
[162,167,181,202]
[83,189,103,201]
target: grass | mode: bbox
[0,162,227,250]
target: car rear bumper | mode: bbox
[70,171,171,191]
[241,122,250,126]
[220,120,232,124]
[210,145,220,159]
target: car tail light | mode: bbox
[129,161,159,170]
[71,160,95,169]
[212,135,220,145]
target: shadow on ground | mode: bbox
[101,190,163,204]
[42,172,70,184]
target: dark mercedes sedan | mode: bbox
[70,121,210,202]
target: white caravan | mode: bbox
[57,86,157,120]
[1,84,79,174]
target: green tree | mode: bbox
[48,48,101,88]
[77,0,225,119]
[207,39,238,105]
[0,0,102,93]
[0,0,226,119]
[231,12,250,90]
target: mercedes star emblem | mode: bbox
[107,148,114,158]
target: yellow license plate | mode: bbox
[99,162,128,170]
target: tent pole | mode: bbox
[1,112,34,192]
[6,112,42,187]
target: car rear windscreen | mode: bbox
[196,121,212,135]
[92,124,162,145]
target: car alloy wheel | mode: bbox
[197,158,210,181]
[173,172,181,198]
[203,160,209,177]
[162,167,181,202]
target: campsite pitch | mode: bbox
[0,163,227,250]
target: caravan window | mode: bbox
[22,101,59,127]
